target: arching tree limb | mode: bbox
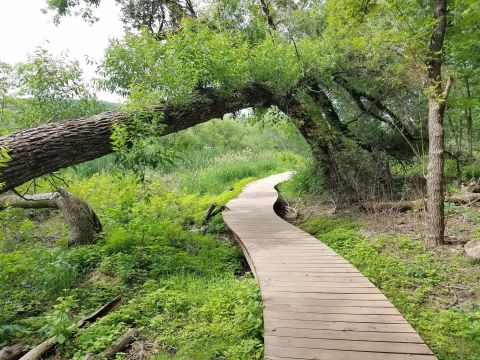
[333,75,416,142]
[0,84,275,192]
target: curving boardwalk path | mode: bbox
[223,172,437,360]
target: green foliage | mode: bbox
[277,161,325,198]
[299,217,480,360]
[14,49,101,126]
[0,147,11,190]
[0,116,304,354]
[101,19,302,105]
[0,49,106,133]
[42,295,78,344]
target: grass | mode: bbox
[0,118,306,358]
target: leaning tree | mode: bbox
[2,0,470,245]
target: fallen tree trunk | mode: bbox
[363,199,426,212]
[0,193,59,209]
[82,328,137,360]
[0,189,102,245]
[0,84,274,192]
[363,193,480,212]
[0,342,26,360]
[19,297,122,360]
[18,338,57,360]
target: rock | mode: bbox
[464,240,480,260]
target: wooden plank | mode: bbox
[260,285,381,293]
[266,327,425,343]
[262,291,389,301]
[258,268,361,273]
[266,345,437,360]
[265,304,401,315]
[265,336,433,355]
[259,271,366,278]
[264,311,409,324]
[255,259,352,264]
[259,280,375,288]
[262,297,395,308]
[222,172,437,360]
[259,276,373,284]
[264,318,417,333]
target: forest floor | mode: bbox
[277,186,480,360]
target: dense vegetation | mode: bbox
[0,0,479,359]
[0,117,307,358]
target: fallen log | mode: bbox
[363,193,480,212]
[447,193,480,204]
[18,338,57,360]
[363,199,426,212]
[0,342,26,360]
[82,328,137,360]
[202,202,218,226]
[77,296,122,328]
[0,189,102,245]
[19,297,122,360]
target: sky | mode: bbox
[0,0,125,102]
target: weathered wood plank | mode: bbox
[264,318,417,333]
[265,336,433,355]
[265,327,424,343]
[265,345,437,360]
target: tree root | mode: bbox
[19,297,122,360]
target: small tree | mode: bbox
[425,0,453,246]
[14,48,101,129]
[0,62,14,131]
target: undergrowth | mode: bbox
[0,118,306,358]
[298,217,480,360]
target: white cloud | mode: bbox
[0,0,125,102]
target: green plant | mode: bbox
[42,295,78,344]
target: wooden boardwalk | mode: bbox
[223,172,437,360]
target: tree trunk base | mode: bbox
[0,189,101,245]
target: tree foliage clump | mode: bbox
[1,49,103,133]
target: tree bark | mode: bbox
[0,342,26,360]
[426,0,450,246]
[0,189,102,245]
[0,84,274,192]
[465,76,473,160]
